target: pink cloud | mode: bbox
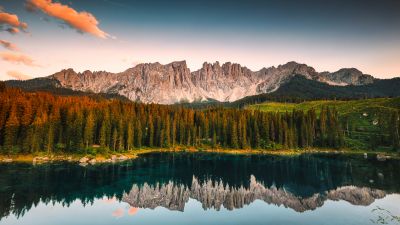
[0,52,41,67]
[0,10,28,34]
[27,0,110,39]
[111,208,124,218]
[128,207,139,216]
[0,40,19,51]
[6,70,31,80]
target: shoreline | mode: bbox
[1,148,399,164]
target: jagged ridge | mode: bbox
[46,61,375,104]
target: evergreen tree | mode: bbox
[230,121,239,148]
[171,118,177,148]
[127,121,134,150]
[211,128,217,149]
[4,105,19,153]
[390,111,400,150]
[253,119,260,149]
[112,127,118,152]
[319,107,327,146]
[83,111,95,149]
[147,119,154,147]
[135,120,143,148]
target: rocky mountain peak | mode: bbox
[320,68,374,86]
[41,60,379,104]
[169,60,188,67]
[279,61,318,78]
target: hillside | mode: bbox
[178,76,400,109]
[248,98,400,150]
[228,75,400,108]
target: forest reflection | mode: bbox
[1,153,400,220]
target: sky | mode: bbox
[0,0,400,80]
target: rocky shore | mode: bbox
[1,148,398,164]
[0,153,137,165]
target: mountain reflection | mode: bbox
[1,153,400,220]
[123,175,386,212]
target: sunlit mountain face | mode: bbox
[1,153,399,223]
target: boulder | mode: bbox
[2,158,12,163]
[79,162,88,167]
[33,157,50,163]
[79,157,89,163]
[376,154,387,161]
[118,155,128,161]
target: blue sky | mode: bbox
[0,0,399,80]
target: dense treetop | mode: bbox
[0,83,398,154]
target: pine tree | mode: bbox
[211,128,217,149]
[164,116,171,147]
[239,116,247,148]
[46,122,55,154]
[253,119,260,149]
[30,115,43,153]
[135,120,143,148]
[127,121,134,150]
[319,107,327,146]
[390,111,400,150]
[230,121,239,148]
[83,111,95,149]
[4,105,19,153]
[118,119,125,151]
[179,120,185,145]
[171,118,177,148]
[147,119,154,147]
[112,127,118,152]
[99,121,108,148]
[222,117,228,146]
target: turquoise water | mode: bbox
[1,153,399,225]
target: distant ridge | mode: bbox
[6,61,399,104]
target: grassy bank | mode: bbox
[247,98,400,151]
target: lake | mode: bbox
[1,153,400,225]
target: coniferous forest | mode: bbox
[0,83,399,155]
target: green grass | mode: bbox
[247,98,400,114]
[247,98,400,150]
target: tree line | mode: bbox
[0,84,398,154]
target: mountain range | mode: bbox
[5,61,400,104]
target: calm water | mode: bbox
[1,153,400,225]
